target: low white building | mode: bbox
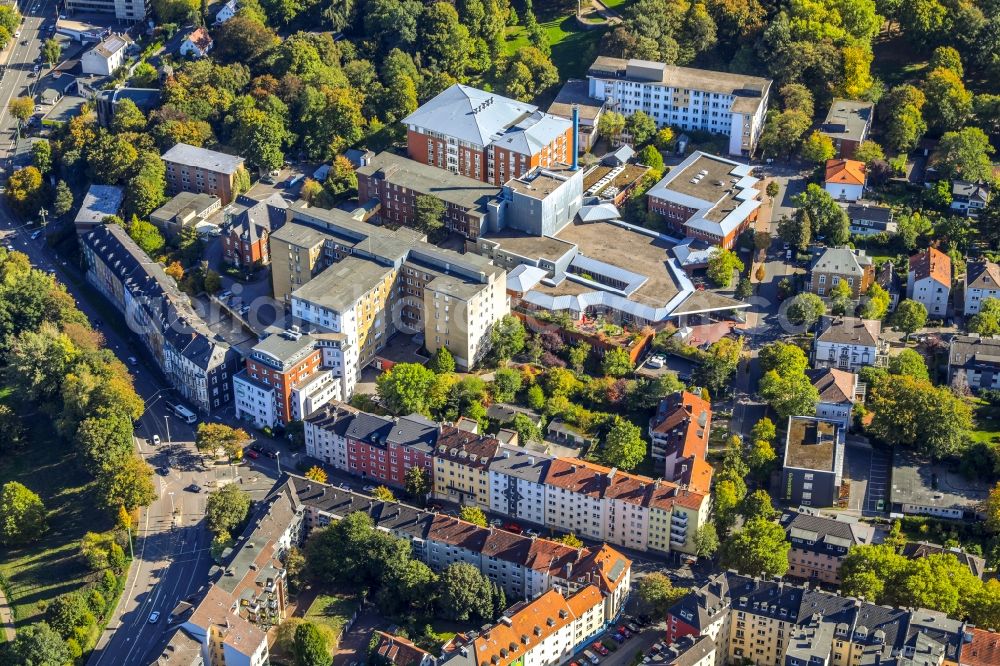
[80,33,130,76]
[813,316,886,372]
[964,259,1000,315]
[179,27,213,58]
[807,368,860,430]
[907,247,951,317]
[215,0,238,23]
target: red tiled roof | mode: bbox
[909,247,951,287]
[434,425,501,469]
[186,26,213,51]
[373,631,431,666]
[543,458,707,512]
[825,159,866,186]
[961,627,1000,666]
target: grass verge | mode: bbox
[304,593,361,644]
[505,11,607,82]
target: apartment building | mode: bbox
[81,224,238,414]
[303,402,436,488]
[907,247,951,317]
[947,334,1000,392]
[440,586,606,666]
[807,246,873,299]
[162,143,245,205]
[288,476,631,612]
[781,417,846,508]
[176,481,304,666]
[806,368,860,430]
[543,458,709,555]
[403,84,573,186]
[488,446,553,526]
[586,57,771,157]
[233,329,346,429]
[818,99,873,160]
[648,391,713,493]
[64,0,145,20]
[220,194,288,267]
[80,33,131,76]
[278,204,508,378]
[964,259,1000,314]
[433,427,502,508]
[813,316,887,372]
[780,509,874,585]
[356,152,501,239]
[666,572,968,666]
[645,151,761,248]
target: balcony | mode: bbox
[671,513,688,525]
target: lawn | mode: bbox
[969,398,1000,445]
[0,412,113,628]
[304,593,361,642]
[505,10,607,83]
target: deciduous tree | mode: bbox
[206,484,251,536]
[706,248,744,287]
[0,481,46,544]
[602,416,646,470]
[437,562,494,621]
[720,518,790,577]
[459,506,487,527]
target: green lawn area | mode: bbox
[969,399,1000,445]
[304,593,360,641]
[0,413,112,628]
[601,0,632,8]
[872,29,929,89]
[505,11,607,82]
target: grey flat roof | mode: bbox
[75,184,124,224]
[292,256,395,312]
[161,142,244,174]
[252,332,315,364]
[357,151,500,212]
[547,79,604,121]
[269,219,330,248]
[890,450,987,511]
[491,445,552,483]
[151,192,219,220]
[820,99,873,143]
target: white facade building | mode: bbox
[813,316,886,372]
[586,57,771,157]
[488,447,551,526]
[964,259,1000,315]
[215,0,237,23]
[907,247,951,318]
[232,375,278,430]
[80,34,130,76]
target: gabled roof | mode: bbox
[825,159,866,186]
[185,26,213,51]
[966,259,1000,291]
[806,368,857,404]
[952,179,990,202]
[909,247,950,287]
[961,627,1000,666]
[543,457,707,512]
[809,246,871,276]
[816,316,881,347]
[372,631,431,666]
[781,509,874,548]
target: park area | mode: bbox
[504,1,616,83]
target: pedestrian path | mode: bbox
[0,585,15,642]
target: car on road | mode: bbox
[127,356,138,365]
[249,443,263,452]
[220,290,232,300]
[30,230,42,240]
[239,305,251,316]
[244,448,259,459]
[156,467,169,476]
[151,434,161,445]
[503,522,523,534]
[13,30,20,38]
[610,633,625,643]
[362,484,377,492]
[626,622,639,633]
[263,448,277,459]
[186,484,202,493]
[592,643,609,656]
[617,626,631,638]
[148,611,160,623]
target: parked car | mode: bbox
[646,354,666,369]
[156,466,169,476]
[244,448,259,459]
[582,650,600,665]
[263,448,277,459]
[618,626,631,639]
[592,643,609,656]
[127,356,138,365]
[151,434,161,445]
[249,443,263,453]
[503,522,523,534]
[30,230,43,240]
[610,633,625,644]
[626,622,639,633]
[362,484,377,492]
[186,484,202,493]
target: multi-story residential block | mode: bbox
[80,33,131,76]
[304,402,436,488]
[808,246,873,298]
[948,334,1000,392]
[806,368,861,430]
[780,508,874,585]
[542,458,709,555]
[150,192,221,239]
[280,204,508,376]
[64,0,145,20]
[403,84,573,186]
[488,446,553,526]
[433,427,502,508]
[356,152,501,239]
[781,416,845,508]
[964,259,1000,314]
[586,57,771,157]
[645,151,761,248]
[812,315,887,371]
[818,99,874,160]
[220,194,288,267]
[951,180,990,216]
[175,480,304,666]
[81,224,238,414]
[648,391,713,493]
[440,586,607,666]
[162,143,245,205]
[665,572,968,666]
[289,476,631,612]
[233,330,345,429]
[907,247,951,317]
[846,200,895,236]
[824,159,866,202]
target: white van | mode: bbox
[172,403,197,424]
[583,650,600,665]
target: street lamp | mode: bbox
[164,415,171,444]
[275,451,281,476]
[38,207,47,227]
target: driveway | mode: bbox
[333,607,382,666]
[577,621,667,666]
[844,443,890,516]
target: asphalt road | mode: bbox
[0,0,53,170]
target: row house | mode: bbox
[433,426,503,508]
[81,224,238,415]
[665,572,969,666]
[287,476,631,616]
[780,508,874,585]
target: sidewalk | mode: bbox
[0,585,14,642]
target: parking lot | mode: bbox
[570,619,667,666]
[844,443,890,515]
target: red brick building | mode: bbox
[344,412,437,488]
[220,194,288,268]
[162,142,245,205]
[402,83,573,187]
